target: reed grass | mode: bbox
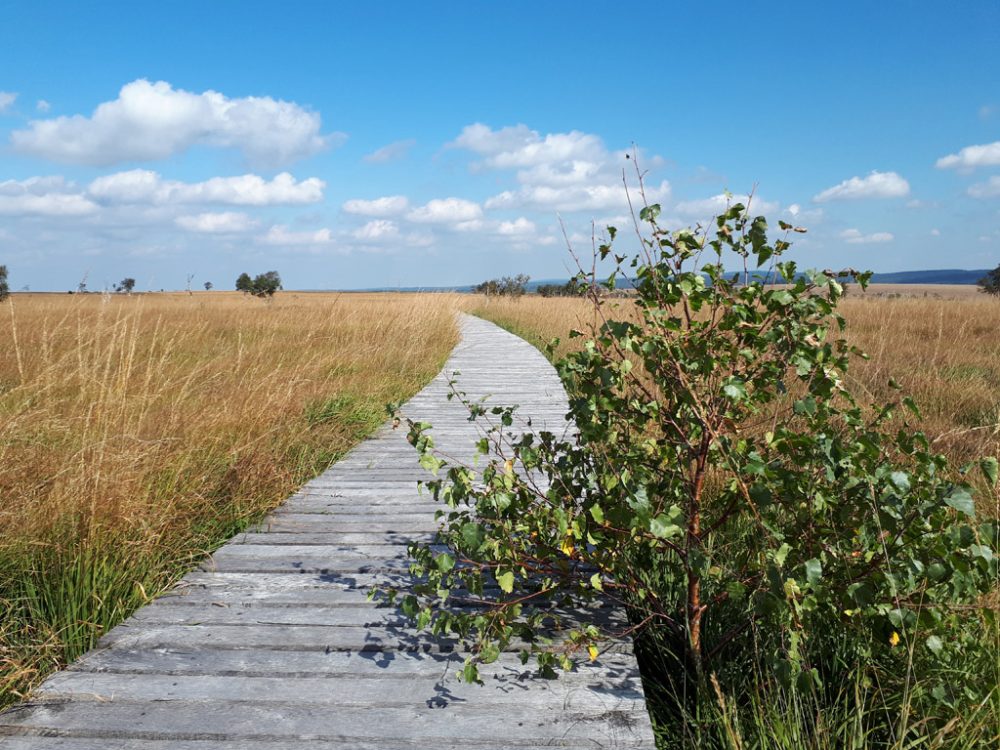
[0,291,459,705]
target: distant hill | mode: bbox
[341,268,992,293]
[867,269,989,285]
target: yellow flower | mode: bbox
[561,536,575,556]
[889,631,900,647]
[588,645,599,662]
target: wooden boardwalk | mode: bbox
[0,315,655,749]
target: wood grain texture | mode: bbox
[0,315,655,747]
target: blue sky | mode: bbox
[1,1,998,291]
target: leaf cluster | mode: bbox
[384,205,997,716]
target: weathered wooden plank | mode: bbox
[69,646,641,678]
[1,701,654,744]
[38,671,647,710]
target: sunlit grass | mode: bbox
[0,291,459,705]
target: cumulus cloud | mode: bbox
[363,139,416,163]
[0,176,98,216]
[175,211,258,233]
[496,217,536,236]
[452,122,674,215]
[87,170,324,206]
[261,225,335,246]
[486,180,670,213]
[968,175,1000,198]
[407,197,483,224]
[352,219,399,241]
[840,228,894,244]
[675,193,780,218]
[10,79,338,167]
[813,171,910,202]
[0,91,17,113]
[342,195,409,216]
[936,141,1000,170]
[36,99,51,113]
[452,123,604,169]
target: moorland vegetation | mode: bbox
[395,204,998,749]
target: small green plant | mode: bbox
[386,202,998,745]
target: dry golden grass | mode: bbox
[0,291,459,704]
[470,290,1000,505]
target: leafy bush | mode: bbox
[389,204,998,744]
[236,270,282,298]
[978,264,1000,296]
[0,265,8,302]
[475,274,530,298]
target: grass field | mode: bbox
[471,286,1000,505]
[0,291,459,705]
[472,285,999,748]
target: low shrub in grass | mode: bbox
[389,203,998,748]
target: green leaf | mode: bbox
[980,457,998,486]
[926,635,943,655]
[804,558,822,585]
[650,514,681,539]
[773,543,791,567]
[943,487,975,517]
[722,379,747,401]
[590,572,604,591]
[435,552,456,572]
[496,570,515,594]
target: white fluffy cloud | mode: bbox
[0,176,98,216]
[840,228,894,244]
[342,195,409,216]
[486,180,670,213]
[36,99,50,113]
[0,91,17,113]
[352,219,399,241]
[10,79,337,167]
[813,171,910,202]
[363,139,416,164]
[675,193,780,218]
[968,175,1000,198]
[261,225,335,246]
[453,123,667,215]
[407,197,483,224]
[453,123,605,170]
[496,217,536,236]
[87,170,324,206]
[175,211,258,233]
[936,141,1000,170]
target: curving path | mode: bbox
[0,315,655,749]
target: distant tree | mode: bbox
[250,270,282,298]
[475,274,530,299]
[474,279,501,296]
[235,273,253,293]
[537,278,583,297]
[115,277,136,294]
[0,265,9,302]
[204,281,213,291]
[977,264,1000,296]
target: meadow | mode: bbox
[0,291,459,705]
[1,284,996,747]
[472,285,1000,501]
[470,284,999,748]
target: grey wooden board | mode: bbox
[0,315,654,748]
